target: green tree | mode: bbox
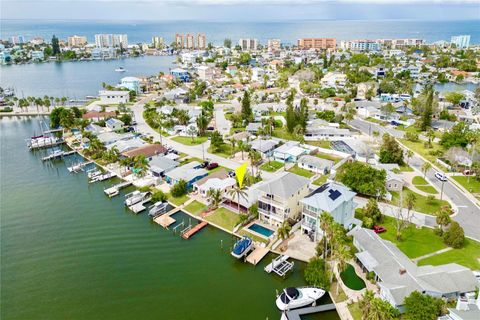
[304,257,331,289]
[196,113,209,136]
[223,38,232,48]
[119,113,132,126]
[436,205,452,233]
[170,180,189,197]
[364,198,382,226]
[379,134,404,165]
[206,188,222,210]
[151,190,168,203]
[277,221,292,240]
[336,161,387,197]
[227,181,248,214]
[404,291,445,320]
[443,221,465,248]
[241,91,253,123]
[51,35,61,55]
[210,130,224,152]
[420,85,434,131]
[421,162,432,179]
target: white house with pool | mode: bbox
[300,182,357,241]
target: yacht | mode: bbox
[148,201,168,217]
[276,287,326,311]
[124,190,149,207]
[231,236,253,259]
[115,67,126,72]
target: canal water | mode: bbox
[0,116,339,319]
[0,55,176,98]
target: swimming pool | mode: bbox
[247,223,275,237]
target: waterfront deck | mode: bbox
[283,303,336,320]
[128,197,152,214]
[154,215,176,228]
[246,247,270,265]
[42,150,76,161]
[104,181,132,197]
[182,221,208,239]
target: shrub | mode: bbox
[151,190,167,203]
[405,131,419,142]
[304,257,331,289]
[443,221,465,248]
[170,180,188,198]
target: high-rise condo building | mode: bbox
[68,35,88,47]
[11,35,26,45]
[451,35,470,49]
[197,33,206,49]
[297,38,336,50]
[340,40,380,51]
[186,33,195,49]
[238,38,258,51]
[95,34,128,48]
[152,36,165,49]
[376,39,424,49]
[175,33,184,48]
[267,39,281,51]
[112,34,128,48]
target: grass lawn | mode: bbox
[259,160,284,172]
[330,281,348,303]
[390,187,450,215]
[313,175,328,186]
[306,140,332,149]
[417,238,480,270]
[399,164,414,172]
[287,165,315,178]
[452,176,480,193]
[272,127,299,141]
[208,144,235,158]
[366,117,385,125]
[314,152,341,163]
[168,194,190,207]
[184,200,207,216]
[237,229,269,244]
[347,302,362,320]
[398,139,444,166]
[205,207,240,231]
[415,185,438,194]
[171,136,208,146]
[412,176,428,185]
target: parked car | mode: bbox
[463,169,473,176]
[206,162,219,170]
[228,171,236,177]
[435,172,448,182]
[373,226,386,234]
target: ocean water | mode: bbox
[2,19,480,45]
[0,116,340,320]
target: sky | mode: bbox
[2,0,480,21]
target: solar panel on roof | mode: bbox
[328,189,342,201]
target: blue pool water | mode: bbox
[248,224,275,237]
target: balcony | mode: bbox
[258,207,286,222]
[259,195,286,208]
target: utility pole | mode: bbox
[440,179,445,200]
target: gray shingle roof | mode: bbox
[257,172,310,199]
[298,155,334,170]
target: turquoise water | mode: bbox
[248,223,275,237]
[0,116,339,319]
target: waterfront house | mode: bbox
[300,182,357,240]
[84,123,105,136]
[99,90,129,104]
[107,138,145,154]
[170,68,190,82]
[257,172,311,227]
[165,161,208,188]
[30,50,44,61]
[105,118,124,131]
[120,77,141,93]
[273,141,308,163]
[304,125,351,141]
[246,122,262,134]
[122,144,167,161]
[349,227,477,313]
[446,293,480,320]
[97,132,135,145]
[193,168,236,197]
[148,155,179,177]
[82,111,116,122]
[297,155,334,175]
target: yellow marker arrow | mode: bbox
[235,162,248,189]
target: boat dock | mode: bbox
[29,139,64,150]
[89,171,116,183]
[265,254,294,277]
[128,197,152,214]
[283,303,336,320]
[245,247,270,265]
[181,221,208,239]
[154,198,194,228]
[42,150,76,161]
[104,181,132,197]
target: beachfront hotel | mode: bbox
[239,38,258,51]
[68,35,88,47]
[174,33,206,49]
[297,38,336,50]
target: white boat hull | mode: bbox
[276,287,326,311]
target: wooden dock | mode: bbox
[283,303,336,320]
[246,247,270,265]
[42,150,76,161]
[182,221,208,239]
[104,181,132,197]
[154,215,176,228]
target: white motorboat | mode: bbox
[276,287,326,311]
[124,191,149,207]
[87,169,102,180]
[67,163,83,173]
[231,236,253,259]
[115,67,126,72]
[148,201,168,217]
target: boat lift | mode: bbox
[265,254,294,277]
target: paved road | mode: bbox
[350,118,480,241]
[214,105,232,136]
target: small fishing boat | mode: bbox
[148,201,168,217]
[231,236,253,259]
[87,169,102,180]
[276,287,326,311]
[115,67,126,72]
[67,163,83,173]
[124,190,149,207]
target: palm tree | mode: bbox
[176,109,190,125]
[248,149,262,177]
[405,150,413,165]
[436,205,452,232]
[422,162,432,179]
[133,155,149,176]
[359,290,375,317]
[405,191,416,221]
[196,113,209,136]
[332,243,352,295]
[206,188,222,210]
[228,138,236,156]
[426,129,435,147]
[319,212,334,262]
[227,181,248,214]
[277,221,292,241]
[237,140,247,160]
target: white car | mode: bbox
[435,172,448,182]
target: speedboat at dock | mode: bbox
[276,287,326,311]
[124,190,149,207]
[148,201,168,217]
[231,236,253,259]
